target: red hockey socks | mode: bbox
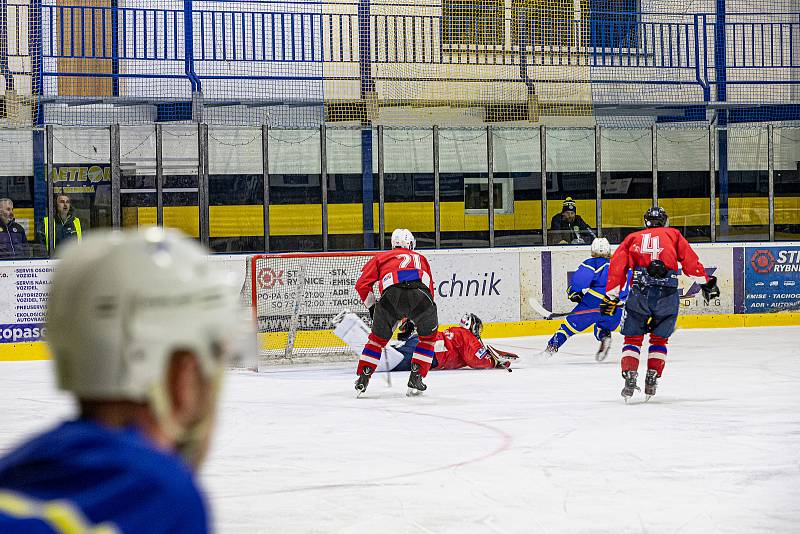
[412,334,437,377]
[621,335,644,373]
[648,335,668,377]
[358,333,389,375]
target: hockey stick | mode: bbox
[528,297,601,320]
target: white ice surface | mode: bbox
[2,326,800,533]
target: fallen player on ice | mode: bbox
[333,311,517,373]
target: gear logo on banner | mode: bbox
[257,267,284,289]
[750,250,776,274]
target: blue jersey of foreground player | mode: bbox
[0,418,208,534]
[548,255,630,349]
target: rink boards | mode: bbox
[2,242,799,361]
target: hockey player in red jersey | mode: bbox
[333,312,517,372]
[354,228,438,396]
[601,207,720,401]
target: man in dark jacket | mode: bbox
[549,197,596,245]
[0,198,28,259]
[44,194,83,250]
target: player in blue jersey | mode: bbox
[545,238,629,361]
[0,228,254,534]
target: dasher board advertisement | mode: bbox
[745,247,800,313]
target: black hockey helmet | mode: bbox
[644,206,668,228]
[460,313,483,338]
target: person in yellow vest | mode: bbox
[44,194,82,249]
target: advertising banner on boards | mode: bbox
[231,248,522,332]
[0,263,53,345]
[744,246,800,313]
[547,245,734,316]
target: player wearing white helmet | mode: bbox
[0,228,254,533]
[545,238,630,361]
[354,228,438,396]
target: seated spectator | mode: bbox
[0,198,28,259]
[549,197,596,245]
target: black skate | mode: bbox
[644,369,658,401]
[621,370,640,402]
[407,363,427,396]
[595,334,611,362]
[355,367,373,397]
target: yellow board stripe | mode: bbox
[5,312,798,361]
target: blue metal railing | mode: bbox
[11,4,800,105]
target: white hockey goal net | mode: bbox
[241,252,377,367]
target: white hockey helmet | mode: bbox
[391,228,416,250]
[47,227,247,401]
[460,313,483,338]
[590,237,611,258]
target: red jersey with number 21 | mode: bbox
[355,248,435,308]
[606,226,709,297]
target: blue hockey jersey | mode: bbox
[568,256,630,302]
[0,418,209,533]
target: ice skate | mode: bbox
[595,334,611,362]
[621,370,640,402]
[544,342,559,355]
[644,369,658,401]
[406,363,427,396]
[355,367,373,397]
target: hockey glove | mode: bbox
[568,290,583,304]
[487,345,518,372]
[700,276,720,302]
[600,296,621,316]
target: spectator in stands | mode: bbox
[44,194,83,250]
[549,197,596,245]
[0,198,28,259]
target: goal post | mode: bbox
[242,252,377,367]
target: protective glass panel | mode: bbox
[0,130,41,259]
[656,127,711,242]
[546,128,597,245]
[208,127,264,253]
[774,128,800,241]
[440,128,489,249]
[601,128,653,244]
[268,129,322,252]
[120,126,157,231]
[492,128,543,246]
[383,128,435,249]
[326,128,377,251]
[51,127,112,250]
[717,127,769,242]
[161,126,199,239]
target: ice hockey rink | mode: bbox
[2,325,799,533]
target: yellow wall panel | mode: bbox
[602,198,652,227]
[269,205,321,236]
[116,197,798,239]
[384,202,435,232]
[210,205,264,237]
[329,204,363,234]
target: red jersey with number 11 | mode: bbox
[606,226,709,297]
[356,248,435,308]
